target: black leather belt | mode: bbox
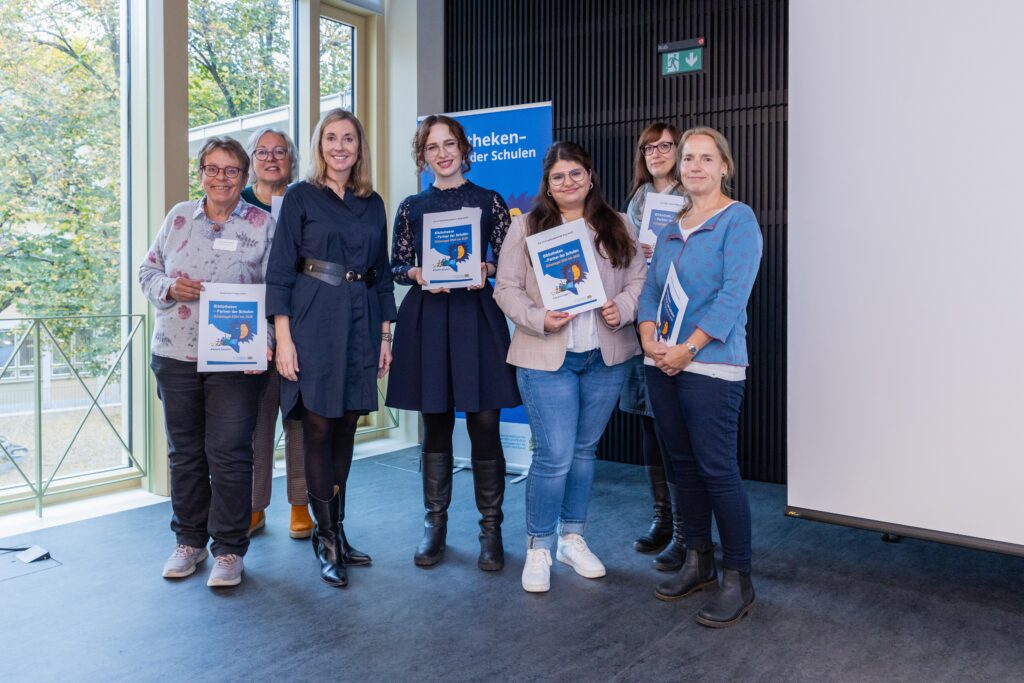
[298,258,376,287]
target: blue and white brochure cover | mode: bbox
[198,283,267,372]
[645,263,689,367]
[639,192,688,251]
[525,218,607,314]
[423,207,482,289]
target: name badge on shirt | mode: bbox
[213,238,238,252]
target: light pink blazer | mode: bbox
[493,212,647,371]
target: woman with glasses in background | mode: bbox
[494,141,646,593]
[241,127,314,542]
[620,123,689,571]
[140,136,274,588]
[387,114,520,572]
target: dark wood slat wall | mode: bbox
[444,0,788,483]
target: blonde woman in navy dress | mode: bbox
[265,109,397,587]
[387,114,520,572]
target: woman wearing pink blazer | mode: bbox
[494,141,647,594]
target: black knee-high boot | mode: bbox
[414,451,453,567]
[336,484,371,566]
[309,491,347,587]
[634,462,672,553]
[654,483,686,571]
[472,458,505,571]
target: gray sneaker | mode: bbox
[162,544,208,578]
[207,553,244,587]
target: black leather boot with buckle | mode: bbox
[654,545,716,601]
[414,451,453,567]
[634,463,672,553]
[309,492,347,587]
[336,484,371,566]
[472,458,506,571]
[696,568,755,627]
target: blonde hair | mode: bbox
[306,108,373,197]
[675,126,736,218]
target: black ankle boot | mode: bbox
[309,492,347,588]
[696,569,755,627]
[414,451,453,567]
[634,463,672,553]
[654,546,716,601]
[336,485,371,566]
[653,484,685,571]
[472,458,506,571]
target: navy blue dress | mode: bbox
[386,181,520,414]
[266,181,398,419]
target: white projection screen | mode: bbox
[787,0,1024,554]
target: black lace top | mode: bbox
[390,181,512,285]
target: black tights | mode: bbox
[422,409,502,461]
[302,408,362,500]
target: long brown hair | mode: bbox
[527,142,636,268]
[628,122,681,197]
[306,108,373,198]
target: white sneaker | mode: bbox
[162,544,208,578]
[522,548,552,593]
[207,553,244,587]
[556,533,606,578]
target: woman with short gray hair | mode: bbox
[241,127,313,542]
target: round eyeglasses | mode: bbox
[200,165,242,179]
[641,141,676,156]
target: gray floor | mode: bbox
[2,450,1023,682]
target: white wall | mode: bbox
[788,0,1024,546]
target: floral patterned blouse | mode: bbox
[138,198,275,362]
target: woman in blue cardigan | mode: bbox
[638,127,762,627]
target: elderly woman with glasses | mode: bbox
[139,136,275,588]
[240,127,314,542]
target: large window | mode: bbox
[320,15,356,116]
[188,0,293,196]
[0,0,133,494]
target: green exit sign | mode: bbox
[658,38,705,76]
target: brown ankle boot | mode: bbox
[289,505,314,539]
[247,510,265,537]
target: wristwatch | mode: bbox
[684,342,699,356]
[381,332,394,343]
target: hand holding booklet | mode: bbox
[645,263,689,366]
[639,193,687,249]
[525,218,607,314]
[198,283,267,372]
[422,207,483,289]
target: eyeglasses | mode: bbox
[254,147,288,161]
[549,168,588,187]
[641,141,675,157]
[200,165,242,179]
[425,139,460,157]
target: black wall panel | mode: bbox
[445,0,788,483]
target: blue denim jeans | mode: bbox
[518,350,630,551]
[645,367,750,571]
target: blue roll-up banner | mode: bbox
[418,102,552,474]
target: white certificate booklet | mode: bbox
[423,207,483,289]
[525,218,607,314]
[198,283,267,372]
[645,263,689,366]
[639,192,688,247]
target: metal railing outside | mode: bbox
[0,314,148,516]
